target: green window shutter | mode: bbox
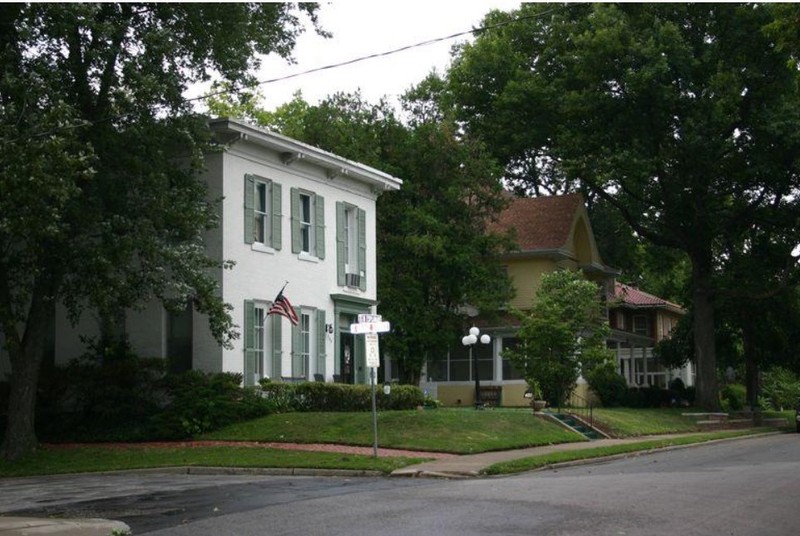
[271,312,282,379]
[272,182,282,250]
[336,202,346,286]
[244,300,255,349]
[315,195,325,259]
[290,188,301,253]
[357,208,367,291]
[243,300,255,386]
[291,320,302,378]
[244,174,255,245]
[316,309,326,378]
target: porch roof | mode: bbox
[613,282,685,314]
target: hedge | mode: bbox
[259,379,424,412]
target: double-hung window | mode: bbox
[291,308,327,380]
[254,182,269,244]
[244,174,281,250]
[633,314,649,336]
[300,193,313,253]
[336,202,366,290]
[291,188,325,258]
[243,300,283,386]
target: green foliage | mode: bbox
[0,2,320,460]
[36,346,168,442]
[586,361,629,407]
[446,2,800,411]
[760,367,800,411]
[719,384,747,412]
[505,271,612,406]
[36,348,275,441]
[259,379,424,412]
[153,371,273,438]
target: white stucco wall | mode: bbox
[216,139,381,380]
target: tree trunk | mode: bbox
[742,327,759,411]
[1,289,53,461]
[691,257,720,411]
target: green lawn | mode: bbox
[1,407,783,478]
[202,408,584,454]
[590,407,702,437]
[0,445,422,478]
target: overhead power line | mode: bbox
[1,8,557,144]
[193,9,557,104]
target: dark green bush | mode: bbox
[36,351,168,442]
[760,367,800,411]
[586,361,629,407]
[152,371,273,438]
[259,379,424,412]
[622,386,669,408]
[36,348,276,441]
[720,383,747,411]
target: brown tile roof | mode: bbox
[614,282,684,311]
[489,193,583,251]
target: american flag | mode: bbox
[268,289,299,325]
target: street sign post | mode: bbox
[350,317,390,457]
[358,313,382,324]
[350,321,391,334]
[365,333,380,368]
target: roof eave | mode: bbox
[209,118,403,192]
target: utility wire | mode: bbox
[2,8,557,144]
[192,9,557,104]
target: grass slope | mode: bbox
[202,408,583,454]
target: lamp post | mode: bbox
[462,326,490,409]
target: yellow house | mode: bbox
[419,194,690,407]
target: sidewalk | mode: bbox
[391,434,691,478]
[0,516,130,535]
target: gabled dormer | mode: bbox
[489,193,617,310]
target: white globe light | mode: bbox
[469,326,480,337]
[480,334,490,344]
[467,334,478,345]
[461,336,471,346]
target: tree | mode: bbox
[446,3,800,410]
[0,2,322,460]
[505,270,612,407]
[207,81,515,384]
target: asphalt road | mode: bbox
[2,434,799,535]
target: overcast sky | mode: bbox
[193,0,522,112]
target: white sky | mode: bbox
[194,0,523,112]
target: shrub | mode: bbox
[720,383,747,411]
[586,361,629,407]
[622,386,670,408]
[36,351,168,442]
[152,371,273,438]
[259,379,424,412]
[760,367,800,411]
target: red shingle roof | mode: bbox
[614,282,684,311]
[489,193,583,251]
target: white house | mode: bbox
[3,118,402,386]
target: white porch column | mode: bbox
[629,343,635,385]
[642,344,649,386]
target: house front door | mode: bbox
[340,332,355,384]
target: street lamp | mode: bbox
[462,326,491,409]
